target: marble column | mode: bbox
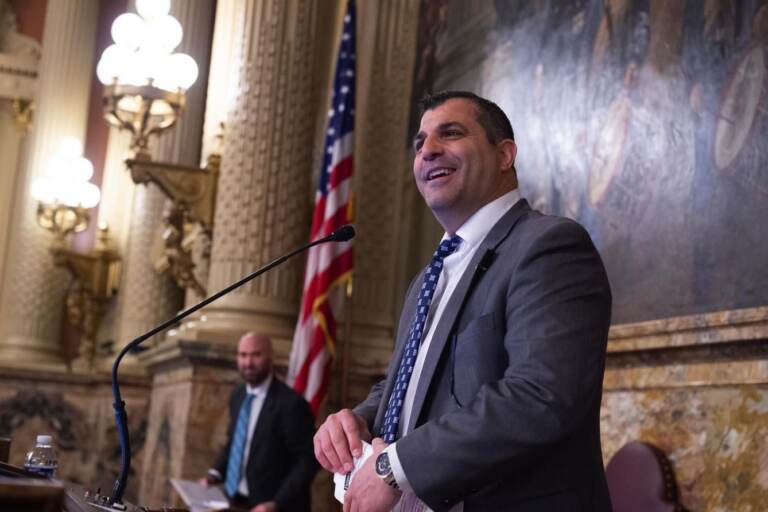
[335,0,421,407]
[182,0,248,308]
[0,104,28,291]
[169,0,320,360]
[110,0,216,367]
[0,0,99,368]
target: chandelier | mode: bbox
[96,0,198,157]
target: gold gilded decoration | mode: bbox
[36,203,90,247]
[125,151,220,296]
[11,97,32,129]
[53,225,121,370]
[102,84,185,155]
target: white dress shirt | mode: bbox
[388,189,521,511]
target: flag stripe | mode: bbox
[300,250,353,322]
[288,0,356,416]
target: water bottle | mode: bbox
[23,434,58,478]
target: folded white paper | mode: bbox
[333,440,374,504]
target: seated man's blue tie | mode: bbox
[380,235,462,443]
[225,393,255,497]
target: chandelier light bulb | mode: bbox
[71,157,95,182]
[170,53,199,90]
[119,50,148,87]
[33,144,101,209]
[97,44,129,85]
[145,15,183,53]
[136,0,170,20]
[136,48,164,84]
[80,182,102,209]
[31,177,55,204]
[111,13,145,51]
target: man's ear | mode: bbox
[498,139,517,173]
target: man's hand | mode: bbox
[344,438,401,512]
[250,501,277,512]
[197,474,218,487]
[314,408,371,473]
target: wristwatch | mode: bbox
[375,451,399,489]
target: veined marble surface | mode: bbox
[602,306,768,511]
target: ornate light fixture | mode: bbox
[96,0,198,157]
[32,138,121,369]
[32,139,101,246]
[0,4,41,130]
[95,0,216,296]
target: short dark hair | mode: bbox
[418,90,515,143]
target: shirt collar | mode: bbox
[246,373,273,396]
[448,189,522,249]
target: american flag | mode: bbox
[288,0,356,416]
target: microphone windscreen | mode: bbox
[330,225,356,242]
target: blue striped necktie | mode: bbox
[225,393,255,497]
[380,235,462,443]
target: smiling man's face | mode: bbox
[412,98,516,234]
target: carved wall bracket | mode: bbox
[125,152,220,296]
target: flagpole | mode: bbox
[340,275,353,408]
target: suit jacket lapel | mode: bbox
[406,199,530,433]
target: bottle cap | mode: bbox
[36,435,53,445]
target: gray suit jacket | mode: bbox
[354,199,612,511]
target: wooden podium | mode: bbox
[0,461,192,512]
[0,461,252,512]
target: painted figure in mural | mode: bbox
[200,332,318,512]
[314,91,613,511]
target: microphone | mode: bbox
[103,225,356,509]
[329,224,355,242]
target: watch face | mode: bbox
[375,452,391,476]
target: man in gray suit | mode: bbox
[314,91,612,511]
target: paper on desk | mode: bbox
[333,440,374,504]
[170,478,229,512]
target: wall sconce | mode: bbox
[95,0,215,296]
[31,140,101,246]
[32,139,121,369]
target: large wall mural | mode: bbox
[413,0,768,324]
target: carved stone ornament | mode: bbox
[0,390,87,450]
[126,151,220,296]
[0,2,41,100]
[0,2,40,126]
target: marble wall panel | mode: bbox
[602,386,768,512]
[0,368,150,504]
[138,361,239,507]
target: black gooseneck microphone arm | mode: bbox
[108,225,355,507]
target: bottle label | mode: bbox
[24,464,56,478]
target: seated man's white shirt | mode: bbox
[388,189,521,512]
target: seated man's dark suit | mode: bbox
[215,378,318,511]
[354,199,613,511]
